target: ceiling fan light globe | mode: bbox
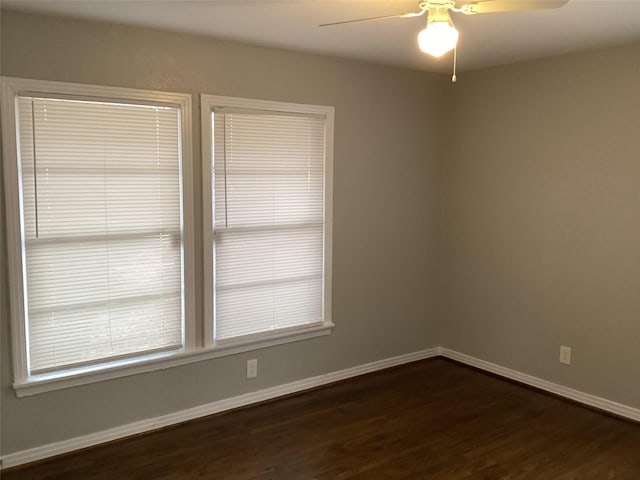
[418,21,459,57]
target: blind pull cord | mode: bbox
[223,115,229,228]
[31,100,40,238]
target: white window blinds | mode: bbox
[17,96,184,374]
[212,108,326,341]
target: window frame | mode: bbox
[200,94,334,352]
[1,77,196,395]
[1,80,334,397]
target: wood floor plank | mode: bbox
[4,358,640,479]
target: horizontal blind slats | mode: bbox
[213,109,325,341]
[17,96,184,373]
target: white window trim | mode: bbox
[2,80,334,397]
[1,77,196,396]
[200,94,334,351]
[12,323,333,397]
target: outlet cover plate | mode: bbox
[247,359,258,378]
[559,346,571,365]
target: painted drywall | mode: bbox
[0,10,446,454]
[3,7,640,460]
[440,42,640,409]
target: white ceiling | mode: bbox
[3,0,640,72]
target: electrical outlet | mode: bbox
[247,359,258,378]
[559,346,571,365]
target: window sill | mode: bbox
[13,322,334,397]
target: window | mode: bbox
[2,78,332,396]
[201,95,334,349]
[2,78,194,390]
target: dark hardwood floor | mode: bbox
[5,358,640,479]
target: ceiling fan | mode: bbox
[320,0,569,80]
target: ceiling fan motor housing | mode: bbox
[420,0,456,10]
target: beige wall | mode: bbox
[0,10,446,454]
[440,42,640,409]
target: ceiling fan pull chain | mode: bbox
[452,46,458,83]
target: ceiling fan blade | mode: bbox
[457,0,569,15]
[319,10,425,27]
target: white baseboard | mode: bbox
[0,347,440,470]
[439,347,640,423]
[4,346,638,470]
